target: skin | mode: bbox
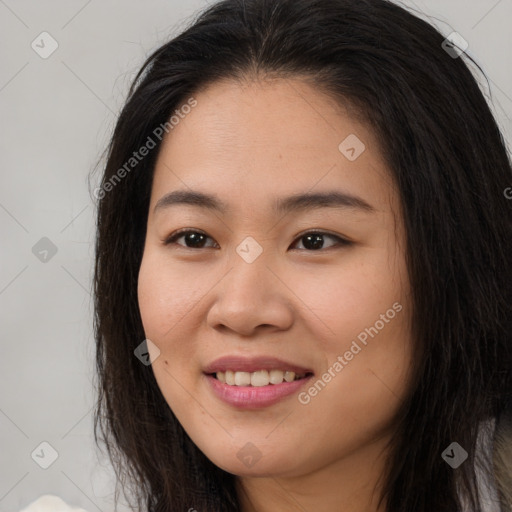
[137,76,413,512]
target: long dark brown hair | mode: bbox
[90,0,512,510]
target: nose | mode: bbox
[206,249,294,337]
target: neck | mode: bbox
[236,435,391,512]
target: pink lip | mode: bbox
[203,355,313,374]
[205,373,313,409]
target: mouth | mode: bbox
[209,369,314,386]
[203,356,315,409]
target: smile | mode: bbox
[203,355,314,408]
[205,372,313,409]
[214,369,310,386]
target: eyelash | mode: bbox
[163,228,352,251]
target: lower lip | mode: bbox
[205,374,313,409]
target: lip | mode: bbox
[203,355,313,374]
[203,355,314,409]
[205,373,314,409]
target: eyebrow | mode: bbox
[153,189,376,216]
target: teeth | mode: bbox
[284,371,295,383]
[215,369,306,386]
[251,370,269,387]
[269,369,284,384]
[234,371,251,386]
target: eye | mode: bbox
[164,229,217,249]
[163,229,352,251]
[290,231,352,251]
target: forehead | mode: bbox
[150,77,396,217]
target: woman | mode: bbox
[89,0,512,511]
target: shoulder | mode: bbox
[493,409,512,510]
[19,495,89,512]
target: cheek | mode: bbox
[137,251,203,341]
[296,309,412,464]
[137,254,200,408]
[290,249,407,348]
[291,247,412,412]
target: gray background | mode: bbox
[0,1,511,511]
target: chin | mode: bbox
[197,441,304,477]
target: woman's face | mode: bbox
[137,77,413,479]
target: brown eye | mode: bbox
[164,230,217,249]
[290,231,352,251]
[164,229,351,251]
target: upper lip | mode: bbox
[203,355,314,375]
